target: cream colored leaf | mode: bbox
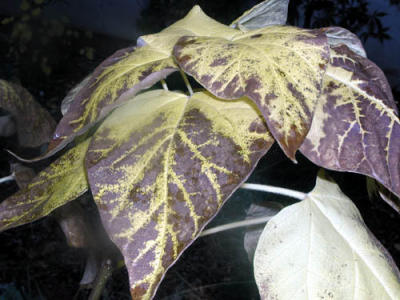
[138,5,239,55]
[254,172,400,300]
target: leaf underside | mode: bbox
[0,79,56,148]
[230,0,290,31]
[0,139,90,232]
[300,45,400,211]
[46,45,177,157]
[85,90,273,299]
[173,25,330,160]
[254,172,400,299]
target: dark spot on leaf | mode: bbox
[250,34,262,39]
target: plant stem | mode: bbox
[240,183,306,201]
[161,79,169,91]
[0,174,15,184]
[88,259,114,300]
[200,215,273,237]
[180,69,193,96]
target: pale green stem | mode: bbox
[0,174,15,184]
[241,183,306,201]
[200,215,273,237]
[180,69,193,96]
[161,79,169,91]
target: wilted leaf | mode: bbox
[0,139,90,232]
[254,172,400,299]
[300,45,400,211]
[324,27,367,58]
[139,5,239,55]
[174,26,329,159]
[85,89,273,299]
[230,0,289,31]
[46,45,177,157]
[243,201,283,262]
[0,80,56,148]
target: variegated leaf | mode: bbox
[0,79,56,148]
[0,139,90,232]
[46,45,177,157]
[300,45,400,211]
[85,90,273,299]
[138,5,239,55]
[230,0,289,31]
[254,172,400,299]
[173,26,330,160]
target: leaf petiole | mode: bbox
[0,174,15,184]
[240,183,306,200]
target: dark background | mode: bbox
[0,0,399,299]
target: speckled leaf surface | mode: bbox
[254,173,400,299]
[47,45,177,156]
[85,90,273,299]
[0,79,56,148]
[230,0,289,31]
[300,45,400,211]
[0,139,90,232]
[139,5,239,55]
[173,26,330,160]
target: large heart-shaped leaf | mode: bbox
[46,45,177,157]
[300,45,400,211]
[0,79,56,148]
[0,139,90,232]
[230,0,289,31]
[85,89,273,299]
[173,26,330,160]
[254,172,400,299]
[138,5,239,55]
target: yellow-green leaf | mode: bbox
[300,45,400,211]
[46,45,177,157]
[254,172,400,299]
[0,79,56,148]
[0,139,90,232]
[173,26,330,160]
[85,90,273,299]
[138,5,239,55]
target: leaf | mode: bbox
[10,163,36,189]
[46,45,177,157]
[254,172,400,300]
[138,5,239,55]
[61,74,92,116]
[324,27,367,58]
[0,80,56,148]
[0,139,90,232]
[85,89,273,299]
[300,45,400,211]
[230,0,290,31]
[174,26,330,160]
[243,201,283,262]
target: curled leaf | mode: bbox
[300,45,400,211]
[0,139,90,232]
[254,172,400,299]
[0,80,56,148]
[85,90,273,299]
[61,74,92,116]
[46,46,177,157]
[174,26,329,160]
[230,0,289,31]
